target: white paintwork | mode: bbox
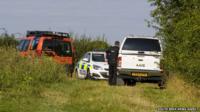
[76,51,109,80]
[118,35,162,72]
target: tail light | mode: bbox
[118,57,122,67]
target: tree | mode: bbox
[149,0,200,84]
[72,34,109,63]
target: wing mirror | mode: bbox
[82,58,89,62]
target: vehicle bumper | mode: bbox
[118,68,164,76]
[118,75,162,82]
[90,69,109,80]
[118,68,164,82]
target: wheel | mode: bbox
[158,70,169,89]
[158,81,166,89]
[158,77,167,89]
[86,69,92,79]
[76,69,88,79]
[128,80,136,86]
[158,75,167,89]
[124,79,136,86]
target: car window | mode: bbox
[82,53,88,59]
[17,40,25,51]
[122,38,161,52]
[58,41,72,56]
[42,39,72,56]
[42,39,54,51]
[18,40,30,51]
[92,53,105,62]
[31,37,39,50]
[23,40,30,51]
[82,53,90,62]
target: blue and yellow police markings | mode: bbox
[78,61,92,75]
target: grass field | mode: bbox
[0,48,199,112]
[1,75,199,112]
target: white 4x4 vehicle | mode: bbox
[75,51,109,80]
[117,35,167,89]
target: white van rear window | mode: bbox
[122,38,161,52]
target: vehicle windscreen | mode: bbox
[122,38,161,52]
[42,39,72,56]
[18,40,30,51]
[92,53,105,62]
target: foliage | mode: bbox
[0,32,109,64]
[0,36,199,112]
[0,47,66,96]
[0,47,66,111]
[0,33,109,98]
[72,34,109,62]
[0,34,18,47]
[149,0,200,84]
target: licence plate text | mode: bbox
[131,72,147,77]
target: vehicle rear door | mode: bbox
[119,38,162,71]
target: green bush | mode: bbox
[0,34,18,47]
[149,0,200,84]
[0,47,66,96]
[72,34,109,63]
[0,34,109,96]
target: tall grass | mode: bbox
[0,34,199,112]
[0,47,66,97]
[0,47,199,112]
[142,74,200,108]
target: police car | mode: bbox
[75,51,109,80]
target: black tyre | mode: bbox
[158,80,166,89]
[158,75,167,89]
[124,79,136,86]
[129,80,136,86]
[86,69,91,79]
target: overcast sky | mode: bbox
[0,0,155,44]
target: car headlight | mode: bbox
[93,65,103,70]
